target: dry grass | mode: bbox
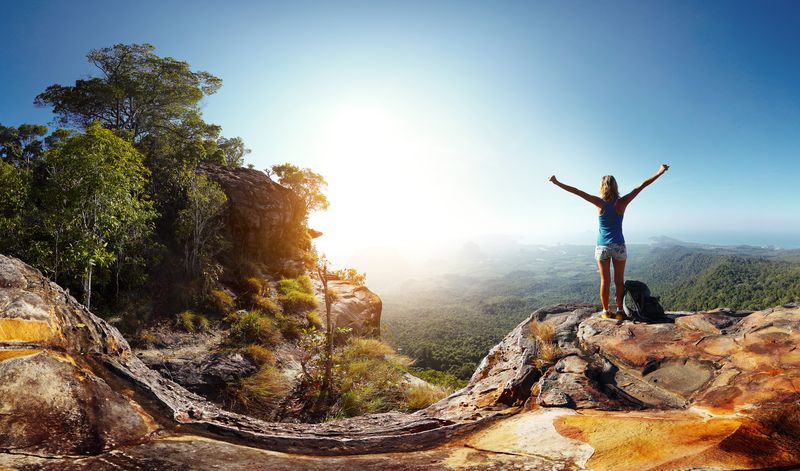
[241,344,276,366]
[403,384,449,411]
[228,310,282,346]
[233,365,291,413]
[207,289,235,316]
[176,310,209,332]
[529,320,560,367]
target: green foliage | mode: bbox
[409,368,468,390]
[177,170,228,290]
[325,338,413,418]
[37,122,156,308]
[34,43,222,142]
[332,268,367,286]
[228,310,282,346]
[278,275,318,314]
[306,310,324,330]
[268,163,328,216]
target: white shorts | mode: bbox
[595,243,627,262]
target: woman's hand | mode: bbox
[548,175,558,183]
[658,164,669,175]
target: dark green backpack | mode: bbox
[623,280,673,324]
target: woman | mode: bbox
[548,164,669,319]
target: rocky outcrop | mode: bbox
[2,254,799,470]
[198,163,308,272]
[318,279,382,338]
[0,255,483,467]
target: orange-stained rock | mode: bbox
[2,254,800,470]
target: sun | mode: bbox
[308,103,459,259]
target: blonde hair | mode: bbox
[599,175,619,202]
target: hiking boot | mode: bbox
[614,310,626,321]
[600,310,613,319]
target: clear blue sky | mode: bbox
[3,1,799,259]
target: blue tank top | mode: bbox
[597,199,625,245]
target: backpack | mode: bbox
[622,280,673,324]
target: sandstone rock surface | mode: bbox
[1,255,799,470]
[317,278,383,338]
[199,163,307,271]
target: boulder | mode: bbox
[323,279,382,338]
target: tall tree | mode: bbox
[34,44,221,143]
[176,171,228,290]
[41,122,155,309]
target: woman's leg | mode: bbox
[597,259,611,311]
[612,259,626,310]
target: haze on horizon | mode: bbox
[3,1,800,268]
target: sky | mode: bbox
[2,0,800,265]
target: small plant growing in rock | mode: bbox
[176,310,209,332]
[207,289,235,317]
[529,320,560,367]
[229,311,282,346]
[306,310,323,330]
[241,344,276,366]
[278,275,318,314]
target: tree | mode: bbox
[313,254,338,412]
[267,163,329,216]
[176,170,228,289]
[0,160,29,254]
[41,122,155,309]
[34,43,221,143]
[214,136,250,168]
[0,123,47,171]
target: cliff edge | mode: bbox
[1,255,798,470]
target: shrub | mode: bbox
[241,344,276,366]
[229,311,282,346]
[207,289,235,317]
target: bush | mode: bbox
[241,344,276,366]
[322,338,414,419]
[207,289,235,317]
[229,311,282,346]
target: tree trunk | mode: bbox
[84,264,93,310]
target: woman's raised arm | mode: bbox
[619,164,669,207]
[549,175,604,208]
